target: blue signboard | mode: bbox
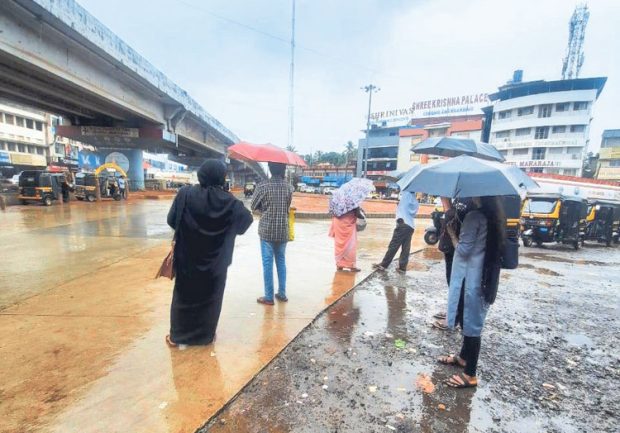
[0,150,10,164]
[78,151,102,170]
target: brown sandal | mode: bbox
[432,320,448,330]
[257,296,275,306]
[437,354,466,368]
[445,372,477,388]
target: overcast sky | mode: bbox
[78,0,619,154]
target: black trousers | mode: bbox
[443,251,454,285]
[459,336,481,377]
[380,222,414,270]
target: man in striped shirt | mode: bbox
[251,162,294,305]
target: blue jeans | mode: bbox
[260,240,287,300]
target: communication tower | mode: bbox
[561,3,589,80]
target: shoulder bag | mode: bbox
[156,188,187,279]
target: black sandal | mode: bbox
[437,354,465,368]
[445,372,477,388]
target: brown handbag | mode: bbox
[155,242,175,279]
[156,188,187,280]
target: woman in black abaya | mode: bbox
[166,159,253,346]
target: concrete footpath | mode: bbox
[0,200,428,433]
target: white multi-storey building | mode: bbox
[487,77,606,176]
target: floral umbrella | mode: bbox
[329,178,375,217]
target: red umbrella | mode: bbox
[228,141,307,167]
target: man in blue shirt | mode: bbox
[373,191,419,273]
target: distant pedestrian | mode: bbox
[118,176,127,199]
[166,159,253,347]
[373,191,419,273]
[251,162,294,305]
[329,207,365,272]
[0,194,6,212]
[437,196,505,389]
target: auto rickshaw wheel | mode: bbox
[76,196,84,201]
[87,194,96,202]
[522,237,532,247]
[20,199,28,205]
[43,195,53,206]
[424,231,438,245]
[573,240,580,250]
[113,194,121,201]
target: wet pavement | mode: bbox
[0,200,428,433]
[203,245,620,433]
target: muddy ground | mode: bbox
[202,245,619,433]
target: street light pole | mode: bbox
[362,84,379,178]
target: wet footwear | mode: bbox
[432,320,449,331]
[396,268,406,274]
[257,296,275,306]
[437,354,466,368]
[372,263,386,271]
[275,293,288,302]
[445,372,477,388]
[350,267,361,272]
[433,312,447,319]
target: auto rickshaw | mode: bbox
[18,170,63,206]
[244,182,256,198]
[584,200,620,246]
[74,172,121,201]
[520,193,588,250]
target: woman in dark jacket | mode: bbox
[166,159,253,346]
[438,196,505,388]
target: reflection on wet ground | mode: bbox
[205,243,620,433]
[0,201,428,433]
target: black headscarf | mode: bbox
[198,159,227,187]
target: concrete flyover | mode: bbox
[0,0,265,179]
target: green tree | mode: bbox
[286,144,297,152]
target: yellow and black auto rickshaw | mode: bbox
[18,170,64,206]
[584,200,620,246]
[75,172,122,201]
[520,193,588,250]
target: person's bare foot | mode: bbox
[165,334,177,347]
[445,372,477,388]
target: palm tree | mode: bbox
[286,144,297,152]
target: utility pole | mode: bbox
[287,0,296,151]
[361,84,379,178]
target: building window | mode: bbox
[552,126,566,134]
[548,147,564,154]
[530,168,544,173]
[532,147,546,160]
[495,130,510,139]
[8,143,16,151]
[4,114,14,125]
[515,128,531,136]
[609,160,620,167]
[368,147,398,159]
[500,150,508,157]
[573,101,588,110]
[18,144,25,153]
[497,110,511,119]
[555,102,570,112]
[570,125,586,133]
[513,148,529,156]
[538,104,552,118]
[517,106,534,116]
[15,117,24,127]
[35,121,43,131]
[564,169,578,176]
[36,147,45,155]
[26,119,34,129]
[535,127,549,139]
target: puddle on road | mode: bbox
[518,263,561,276]
[564,333,594,348]
[521,252,618,267]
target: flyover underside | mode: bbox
[0,0,236,159]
